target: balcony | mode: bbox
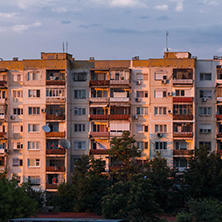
[46,114,65,120]
[173,79,193,85]
[90,132,109,138]
[173,115,193,121]
[173,132,193,138]
[0,132,5,139]
[217,133,222,138]
[46,149,66,155]
[89,80,109,86]
[46,184,58,189]
[46,166,65,172]
[217,97,222,103]
[46,80,65,85]
[173,150,194,156]
[110,97,129,102]
[0,98,6,104]
[46,132,65,137]
[90,149,108,155]
[110,80,130,85]
[216,115,222,120]
[110,132,123,137]
[217,150,222,156]
[90,97,109,103]
[110,115,129,120]
[89,115,109,120]
[173,97,193,103]
[0,81,7,88]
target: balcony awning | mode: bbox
[110,103,130,107]
[90,104,108,108]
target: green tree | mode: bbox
[108,131,141,181]
[184,146,222,200]
[0,176,38,222]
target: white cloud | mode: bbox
[0,12,19,19]
[170,0,184,12]
[155,4,169,11]
[208,1,220,6]
[217,48,222,53]
[51,7,69,13]
[17,0,62,10]
[11,22,42,32]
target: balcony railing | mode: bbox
[90,97,109,103]
[0,81,7,88]
[46,166,65,172]
[90,132,109,138]
[217,133,222,138]
[46,184,58,189]
[173,132,193,138]
[173,79,193,85]
[110,132,123,137]
[0,98,6,104]
[110,80,130,85]
[46,132,65,137]
[216,115,222,120]
[89,80,109,86]
[46,149,66,155]
[173,115,193,120]
[46,114,65,120]
[110,115,129,120]
[173,150,194,155]
[110,97,129,102]
[89,115,109,120]
[0,132,5,138]
[173,97,193,103]
[46,80,65,85]
[217,150,222,155]
[90,149,108,155]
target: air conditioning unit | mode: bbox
[135,98,141,102]
[201,97,207,102]
[136,80,141,85]
[168,110,172,114]
[157,133,163,137]
[134,115,138,120]
[168,92,173,96]
[162,79,167,84]
[10,116,15,120]
[163,75,167,80]
[41,109,46,113]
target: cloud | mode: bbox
[11,21,41,32]
[52,7,69,13]
[170,0,184,12]
[216,48,222,53]
[62,20,71,24]
[79,23,101,29]
[0,12,19,19]
[105,28,162,35]
[155,4,169,11]
[157,16,169,21]
[138,15,150,20]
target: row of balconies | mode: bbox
[89,114,129,120]
[89,80,130,86]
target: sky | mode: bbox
[0,0,222,60]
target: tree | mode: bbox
[108,131,141,181]
[102,174,162,222]
[184,146,222,200]
[0,175,38,222]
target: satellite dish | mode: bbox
[59,139,71,149]
[42,125,51,133]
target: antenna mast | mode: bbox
[166,31,169,52]
[63,42,65,52]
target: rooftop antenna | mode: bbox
[63,42,65,52]
[166,31,169,52]
[66,41,68,53]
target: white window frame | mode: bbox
[28,158,40,167]
[74,90,86,99]
[154,107,167,115]
[28,89,40,98]
[199,107,212,116]
[28,176,40,185]
[155,124,167,133]
[28,107,40,115]
[155,142,167,150]
[28,124,40,132]
[13,108,23,116]
[136,107,148,115]
[28,141,40,150]
[199,125,211,134]
[27,72,39,81]
[74,107,86,116]
[74,124,86,132]
[200,73,212,81]
[74,141,86,150]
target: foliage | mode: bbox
[0,175,38,222]
[176,212,192,222]
[184,146,222,200]
[102,174,162,222]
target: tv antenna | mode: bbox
[166,31,169,52]
[42,125,51,133]
[59,139,71,149]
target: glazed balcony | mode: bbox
[89,132,109,138]
[46,166,65,172]
[173,97,193,103]
[110,97,129,102]
[173,79,193,85]
[173,149,194,156]
[0,81,7,88]
[46,114,65,120]
[46,184,58,189]
[46,132,65,137]
[110,114,130,120]
[90,149,108,155]
[173,132,193,138]
[46,80,65,85]
[90,97,109,103]
[46,149,66,155]
[110,80,130,85]
[89,80,109,86]
[0,132,5,139]
[110,132,123,137]
[216,115,222,120]
[173,115,193,121]
[89,115,109,120]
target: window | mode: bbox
[154,90,167,98]
[0,143,6,149]
[155,142,167,150]
[137,142,148,150]
[13,108,23,115]
[154,107,166,115]
[175,90,185,96]
[12,90,23,98]
[200,90,212,98]
[154,73,167,80]
[13,125,23,133]
[199,125,211,134]
[74,141,86,150]
[200,73,212,81]
[136,107,148,115]
[73,72,87,81]
[136,91,148,98]
[13,158,23,167]
[28,124,40,132]
[175,142,188,150]
[13,73,23,82]
[155,125,167,133]
[74,90,86,99]
[27,72,39,81]
[199,107,212,116]
[0,90,5,99]
[199,141,211,150]
[28,176,40,185]
[136,124,148,133]
[74,107,86,115]
[28,141,40,150]
[74,124,86,132]
[28,107,40,115]
[46,88,65,98]
[28,159,40,167]
[28,90,40,98]
[136,73,148,81]
[13,142,23,150]
[173,104,193,115]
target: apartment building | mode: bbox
[0,51,221,192]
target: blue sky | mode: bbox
[0,0,222,60]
